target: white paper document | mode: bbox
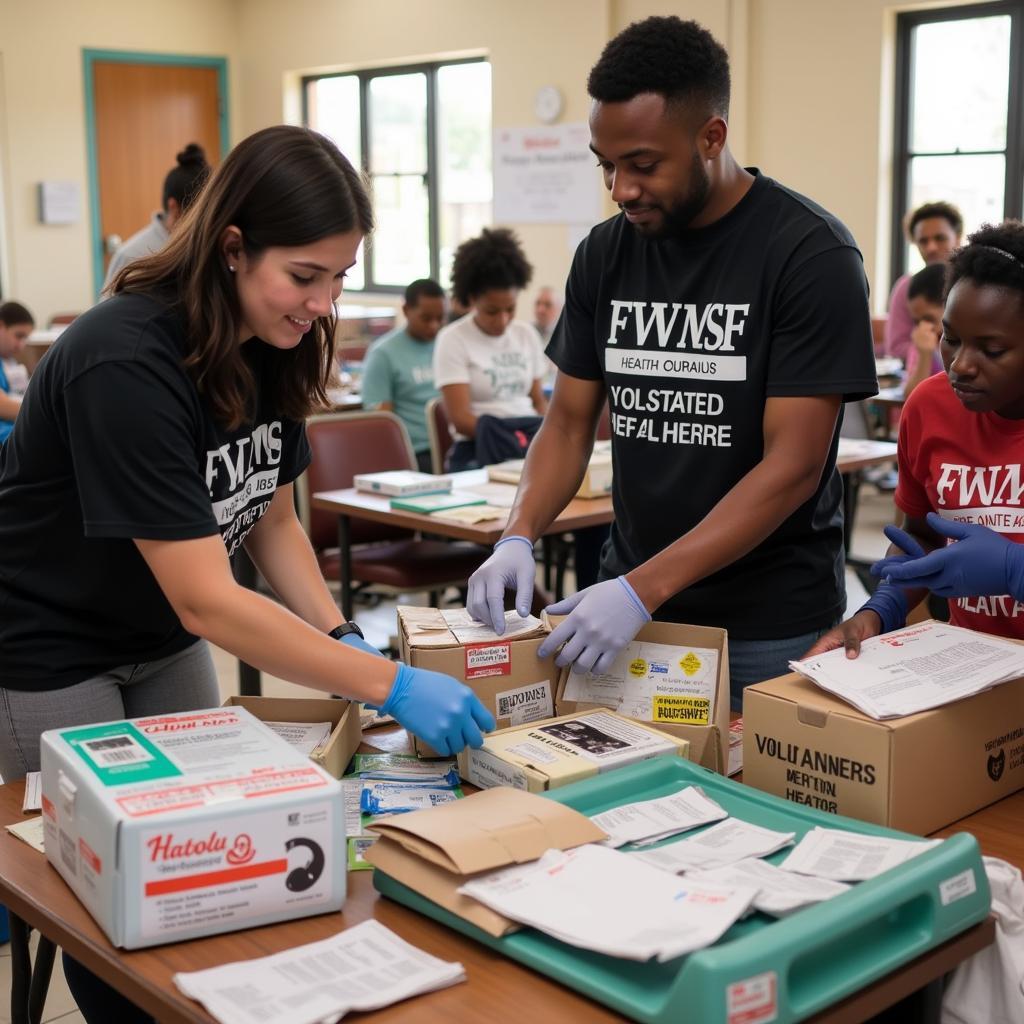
[22,771,41,812]
[5,816,45,854]
[174,920,465,1024]
[778,827,939,881]
[458,843,756,962]
[591,786,728,848]
[635,819,795,871]
[687,858,851,917]
[262,720,332,756]
[441,608,541,644]
[727,720,744,777]
[563,641,719,725]
[789,622,1024,719]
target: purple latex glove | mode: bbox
[881,512,1024,600]
[467,535,536,634]
[538,577,652,674]
[870,523,928,580]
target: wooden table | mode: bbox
[1,724,999,1024]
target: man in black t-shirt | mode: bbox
[467,17,877,709]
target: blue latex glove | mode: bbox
[337,632,386,659]
[538,577,651,675]
[881,512,1024,600]
[381,663,496,756]
[467,535,536,634]
[869,523,928,580]
[857,524,928,634]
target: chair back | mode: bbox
[296,412,417,551]
[426,397,453,474]
[870,314,888,353]
[48,313,79,327]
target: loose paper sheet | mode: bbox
[635,818,794,871]
[441,608,541,644]
[263,721,333,757]
[591,786,727,848]
[174,920,465,1024]
[5,816,45,854]
[778,827,939,881]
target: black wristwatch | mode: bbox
[328,622,364,641]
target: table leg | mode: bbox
[338,515,353,621]
[9,912,57,1024]
[232,550,262,696]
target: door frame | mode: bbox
[82,48,230,299]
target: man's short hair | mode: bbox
[404,278,444,306]
[587,16,730,120]
[0,301,34,328]
[907,201,964,240]
[907,263,947,305]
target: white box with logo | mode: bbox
[40,706,345,949]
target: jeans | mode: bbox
[728,624,837,712]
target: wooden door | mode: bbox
[92,61,222,275]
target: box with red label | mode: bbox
[397,606,560,757]
[39,706,345,949]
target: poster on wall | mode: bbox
[493,123,602,225]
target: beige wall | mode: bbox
[0,0,239,323]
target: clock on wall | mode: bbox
[534,85,564,124]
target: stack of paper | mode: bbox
[687,858,850,917]
[458,844,756,962]
[789,622,1024,719]
[440,608,542,644]
[778,827,939,881]
[174,920,465,1024]
[591,786,727,848]
[263,720,332,757]
[635,819,795,872]
[350,753,458,786]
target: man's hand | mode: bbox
[466,536,536,633]
[802,610,883,659]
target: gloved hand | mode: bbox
[337,632,386,659]
[880,512,1024,600]
[381,663,496,756]
[870,523,927,580]
[467,535,536,634]
[538,577,651,675]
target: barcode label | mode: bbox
[82,734,153,767]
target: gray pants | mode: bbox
[0,640,220,781]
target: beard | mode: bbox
[625,149,711,240]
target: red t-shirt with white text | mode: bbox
[896,372,1024,640]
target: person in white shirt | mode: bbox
[434,228,548,469]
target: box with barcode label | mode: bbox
[398,606,562,757]
[39,706,345,949]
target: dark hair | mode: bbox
[587,16,730,120]
[163,143,211,213]
[948,220,1024,297]
[907,201,963,240]
[0,301,34,328]
[907,263,947,305]
[449,228,532,307]
[404,278,444,306]
[116,125,373,428]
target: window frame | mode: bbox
[302,56,489,294]
[891,0,1024,286]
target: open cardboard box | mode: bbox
[398,606,561,757]
[223,694,361,780]
[554,619,729,774]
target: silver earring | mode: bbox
[228,265,236,273]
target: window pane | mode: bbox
[372,174,430,286]
[306,75,361,168]
[905,153,1004,271]
[911,16,1010,153]
[369,73,427,174]
[437,62,492,287]
[343,240,366,293]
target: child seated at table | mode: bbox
[0,301,34,443]
[808,221,1024,657]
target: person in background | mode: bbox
[884,201,962,364]
[532,285,562,344]
[362,278,445,472]
[808,221,1024,657]
[434,228,548,471]
[0,300,34,443]
[902,263,946,400]
[102,143,211,288]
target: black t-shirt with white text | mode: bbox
[0,292,311,690]
[547,171,877,639]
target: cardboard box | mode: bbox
[353,470,452,496]
[458,709,689,793]
[742,669,1024,834]
[487,442,612,500]
[398,606,561,757]
[40,707,345,949]
[364,787,604,936]
[554,620,730,774]
[222,695,362,779]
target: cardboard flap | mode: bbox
[398,607,457,648]
[367,786,605,874]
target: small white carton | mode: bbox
[40,706,345,949]
[353,470,452,496]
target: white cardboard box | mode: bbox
[353,470,452,496]
[40,706,345,949]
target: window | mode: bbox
[304,59,492,293]
[892,2,1023,280]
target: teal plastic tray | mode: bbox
[373,758,991,1023]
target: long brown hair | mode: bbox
[113,126,373,428]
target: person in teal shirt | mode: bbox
[362,279,445,471]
